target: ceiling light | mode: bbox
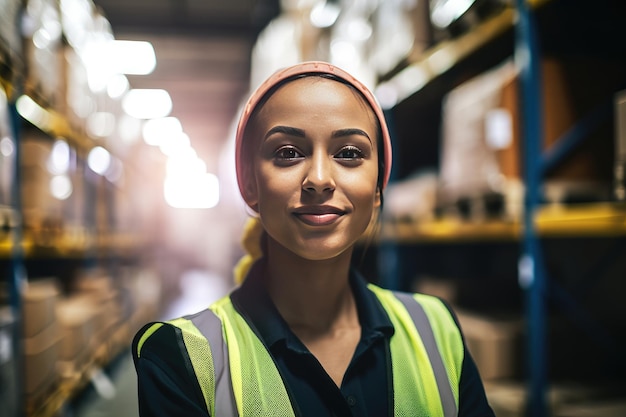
[47,140,71,174]
[86,112,115,138]
[87,146,111,175]
[430,0,476,29]
[107,40,156,75]
[310,1,341,28]
[0,137,15,157]
[118,115,143,145]
[107,74,129,99]
[159,132,191,157]
[142,117,183,146]
[122,89,173,119]
[50,175,73,200]
[164,172,219,209]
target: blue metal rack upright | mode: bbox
[515,1,548,416]
[6,93,25,417]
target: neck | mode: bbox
[263,237,356,332]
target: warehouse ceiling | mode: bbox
[93,0,281,172]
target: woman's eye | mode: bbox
[274,147,303,160]
[335,146,364,160]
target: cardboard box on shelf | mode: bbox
[72,271,124,357]
[22,0,65,110]
[0,0,23,61]
[23,318,61,411]
[439,56,624,218]
[123,268,163,334]
[22,278,60,338]
[456,308,524,381]
[439,59,522,218]
[20,138,53,168]
[20,136,67,233]
[55,294,97,378]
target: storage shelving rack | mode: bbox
[0,2,156,415]
[1,68,24,417]
[10,101,149,417]
[375,0,626,416]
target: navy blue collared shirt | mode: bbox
[231,260,395,416]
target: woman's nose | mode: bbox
[302,152,335,193]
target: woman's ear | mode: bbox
[374,187,382,209]
[241,169,259,212]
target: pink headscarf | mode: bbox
[234,61,393,199]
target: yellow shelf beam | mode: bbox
[378,203,626,243]
[21,230,146,258]
[379,0,554,106]
[535,202,626,237]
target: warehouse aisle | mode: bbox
[73,351,138,417]
[72,268,231,417]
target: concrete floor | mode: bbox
[72,350,139,417]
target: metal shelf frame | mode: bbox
[515,1,548,415]
[516,2,626,415]
[8,96,26,417]
[376,1,626,416]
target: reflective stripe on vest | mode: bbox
[165,285,462,416]
[369,286,461,417]
[394,292,458,417]
[185,310,238,416]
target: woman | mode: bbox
[132,61,495,416]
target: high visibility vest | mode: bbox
[136,284,464,417]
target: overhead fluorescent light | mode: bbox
[107,40,156,75]
[164,172,220,209]
[142,117,183,146]
[310,1,341,28]
[87,146,111,175]
[122,89,173,119]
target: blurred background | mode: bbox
[1,0,626,416]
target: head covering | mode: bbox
[234,61,393,200]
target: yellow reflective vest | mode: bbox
[136,284,464,417]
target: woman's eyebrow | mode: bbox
[264,125,305,139]
[332,128,372,143]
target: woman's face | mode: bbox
[245,76,381,261]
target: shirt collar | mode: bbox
[230,259,394,352]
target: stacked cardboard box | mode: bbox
[72,271,125,363]
[20,136,63,235]
[55,294,97,381]
[439,56,624,219]
[22,0,64,109]
[456,309,524,381]
[22,278,61,413]
[0,0,22,54]
[122,268,163,336]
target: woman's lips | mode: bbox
[293,206,345,226]
[296,213,342,226]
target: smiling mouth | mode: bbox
[293,206,346,226]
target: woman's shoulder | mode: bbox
[132,320,182,362]
[132,308,220,359]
